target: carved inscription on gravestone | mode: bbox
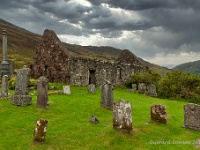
[37,76,48,109]
[184,103,200,131]
[11,68,32,106]
[151,104,167,124]
[113,100,132,134]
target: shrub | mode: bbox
[8,76,16,90]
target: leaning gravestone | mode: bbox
[101,80,113,110]
[11,68,32,106]
[0,75,8,98]
[113,100,132,134]
[88,84,95,93]
[37,76,48,109]
[183,103,200,131]
[147,84,157,97]
[63,85,70,95]
[151,104,167,124]
[34,118,48,143]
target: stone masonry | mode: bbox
[184,103,200,131]
[30,29,147,87]
[37,76,48,109]
[151,104,167,124]
[113,100,132,134]
[34,118,48,143]
[101,80,113,110]
[11,68,32,106]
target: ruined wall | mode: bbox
[31,29,147,87]
[30,29,71,82]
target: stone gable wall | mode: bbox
[30,29,147,87]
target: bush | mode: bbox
[8,76,16,90]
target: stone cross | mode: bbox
[34,118,48,143]
[88,84,95,93]
[63,85,70,95]
[1,30,10,78]
[113,100,132,134]
[37,76,48,109]
[151,104,167,124]
[11,68,32,106]
[101,80,113,110]
[0,75,8,98]
[183,103,200,131]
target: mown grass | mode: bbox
[0,86,199,150]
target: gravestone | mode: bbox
[0,75,8,98]
[88,84,95,93]
[63,85,70,95]
[183,103,200,131]
[101,80,113,110]
[132,84,137,91]
[138,83,147,94]
[37,76,48,109]
[151,104,167,124]
[147,84,157,97]
[113,100,132,134]
[11,68,32,106]
[89,115,99,124]
[34,118,48,143]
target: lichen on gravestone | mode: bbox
[34,118,48,143]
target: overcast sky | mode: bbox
[0,0,200,68]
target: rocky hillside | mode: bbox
[172,60,200,75]
[0,18,167,72]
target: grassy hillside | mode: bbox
[0,19,42,69]
[0,18,169,72]
[0,86,199,150]
[172,60,200,75]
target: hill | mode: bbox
[0,18,167,72]
[172,60,200,75]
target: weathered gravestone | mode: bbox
[151,104,167,124]
[113,100,132,134]
[0,75,8,98]
[37,76,48,109]
[147,84,157,97]
[183,103,200,131]
[138,83,147,94]
[11,68,32,106]
[126,84,137,93]
[63,85,70,95]
[89,115,99,124]
[101,80,113,110]
[34,118,48,143]
[132,84,137,91]
[88,84,95,93]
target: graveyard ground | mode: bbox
[0,85,199,150]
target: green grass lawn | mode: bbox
[0,86,199,150]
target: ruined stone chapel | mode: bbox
[30,29,147,87]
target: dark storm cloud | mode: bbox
[0,0,200,65]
